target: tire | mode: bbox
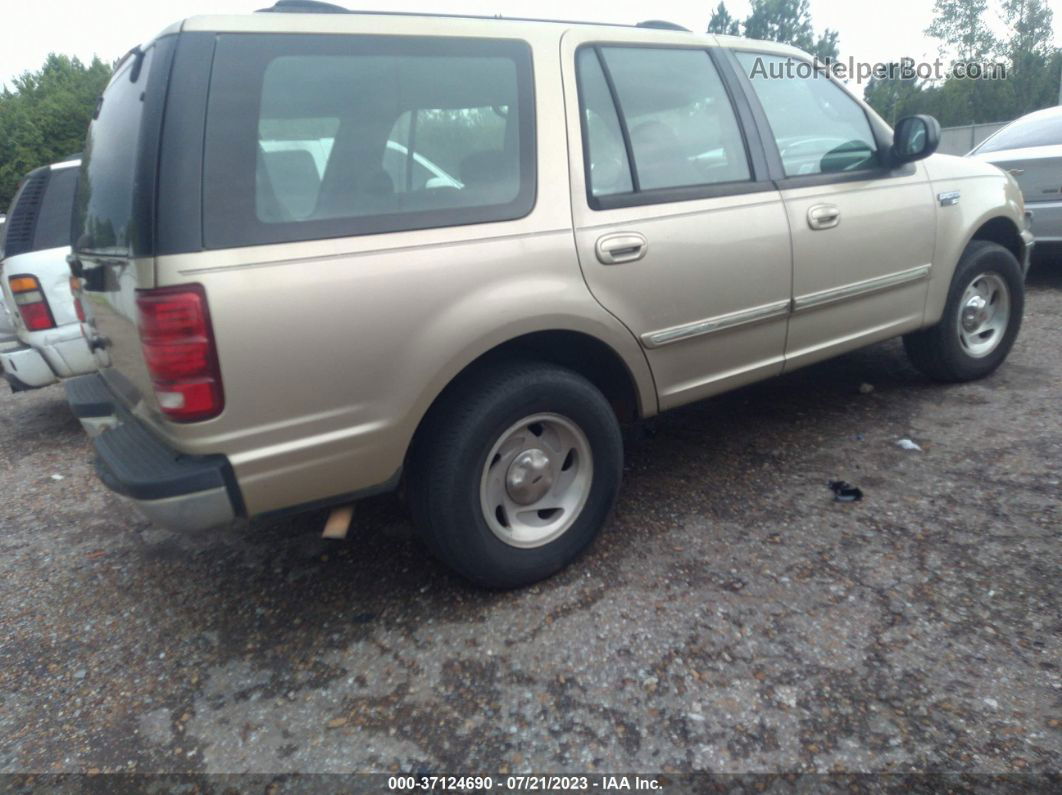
[903,240,1024,382]
[408,361,623,589]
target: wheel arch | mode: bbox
[925,209,1027,327]
[404,327,654,472]
[970,216,1026,265]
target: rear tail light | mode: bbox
[136,285,224,422]
[8,275,56,331]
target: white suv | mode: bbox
[0,158,95,391]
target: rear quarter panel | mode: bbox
[152,28,654,517]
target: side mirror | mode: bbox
[891,115,941,166]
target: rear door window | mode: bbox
[576,45,752,206]
[204,35,536,249]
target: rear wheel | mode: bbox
[903,240,1024,382]
[408,361,623,589]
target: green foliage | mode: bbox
[925,0,997,61]
[866,0,1059,127]
[0,54,111,211]
[743,0,840,61]
[707,2,740,36]
[708,1,839,61]
[1001,0,1055,59]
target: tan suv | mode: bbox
[67,2,1032,587]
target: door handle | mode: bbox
[807,204,841,230]
[595,232,648,265]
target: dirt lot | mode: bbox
[0,265,1059,782]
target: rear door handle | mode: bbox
[596,232,648,265]
[807,204,841,230]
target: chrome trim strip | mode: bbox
[793,265,931,313]
[642,299,791,349]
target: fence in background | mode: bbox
[937,122,1009,155]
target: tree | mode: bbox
[924,0,998,62]
[864,62,930,124]
[741,0,839,61]
[707,2,741,36]
[1001,0,1054,59]
[812,29,840,63]
[998,0,1056,114]
[0,54,111,211]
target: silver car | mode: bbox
[969,106,1062,244]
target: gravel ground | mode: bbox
[0,264,1059,783]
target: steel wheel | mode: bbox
[957,271,1010,359]
[479,412,594,549]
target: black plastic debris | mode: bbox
[829,480,863,502]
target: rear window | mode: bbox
[75,47,155,256]
[203,35,536,249]
[974,112,1062,154]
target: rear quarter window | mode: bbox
[1,169,48,258]
[33,167,79,251]
[202,34,536,249]
[0,165,77,258]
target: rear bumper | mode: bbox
[1021,227,1035,275]
[1,343,59,389]
[0,324,95,390]
[65,373,241,532]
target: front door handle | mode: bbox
[807,204,841,230]
[596,232,648,265]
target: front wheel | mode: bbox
[903,240,1024,382]
[408,361,623,589]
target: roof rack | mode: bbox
[258,0,348,12]
[636,20,692,32]
[256,1,692,33]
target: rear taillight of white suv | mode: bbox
[8,275,56,331]
[136,285,224,422]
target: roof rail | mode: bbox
[636,20,692,32]
[255,2,695,33]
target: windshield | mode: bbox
[975,112,1062,154]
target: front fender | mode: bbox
[923,155,1027,325]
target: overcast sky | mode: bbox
[4,0,1061,89]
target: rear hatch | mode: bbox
[969,144,1062,204]
[74,43,165,413]
[0,163,81,342]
